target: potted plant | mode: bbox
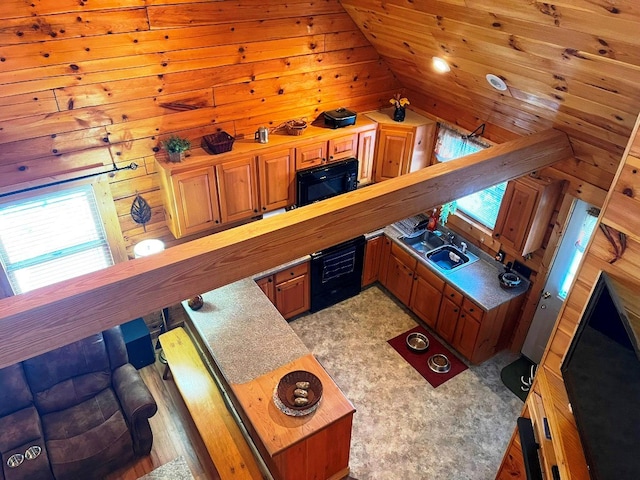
[162,135,191,162]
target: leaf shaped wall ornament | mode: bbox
[131,194,152,232]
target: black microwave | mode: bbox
[296,158,358,207]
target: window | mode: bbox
[435,124,506,229]
[0,184,114,294]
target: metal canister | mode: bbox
[255,126,269,143]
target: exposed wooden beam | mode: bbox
[0,128,573,368]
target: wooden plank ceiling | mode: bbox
[340,0,640,195]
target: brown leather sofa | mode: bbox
[0,326,157,480]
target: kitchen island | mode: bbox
[182,278,355,480]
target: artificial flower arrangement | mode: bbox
[389,93,410,108]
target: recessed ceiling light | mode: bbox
[432,56,451,73]
[486,74,507,91]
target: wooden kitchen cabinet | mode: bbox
[409,263,445,329]
[295,133,357,171]
[159,166,222,238]
[256,275,275,303]
[357,127,377,186]
[383,242,417,305]
[257,262,310,320]
[436,296,461,344]
[366,108,436,183]
[215,155,260,223]
[362,235,383,287]
[257,148,295,212]
[453,310,481,360]
[493,174,565,256]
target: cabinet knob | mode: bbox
[291,272,295,276]
[277,288,281,292]
[450,293,455,297]
[254,209,258,213]
[215,220,219,224]
[329,155,334,160]
[268,278,273,283]
[454,308,458,313]
[262,207,267,211]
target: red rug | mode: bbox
[387,325,468,388]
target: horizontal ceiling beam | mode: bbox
[0,128,573,368]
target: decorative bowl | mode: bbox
[406,332,430,353]
[428,353,451,373]
[276,370,323,411]
[187,295,204,310]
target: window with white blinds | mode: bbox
[0,184,114,294]
[435,125,507,229]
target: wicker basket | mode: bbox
[285,119,307,136]
[202,131,234,154]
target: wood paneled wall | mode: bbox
[498,113,640,479]
[0,0,399,256]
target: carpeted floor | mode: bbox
[290,285,523,480]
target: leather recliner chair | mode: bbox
[0,326,157,480]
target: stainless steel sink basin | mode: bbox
[424,245,479,272]
[399,231,446,253]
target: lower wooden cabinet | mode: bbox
[409,263,444,329]
[257,262,310,320]
[160,166,221,238]
[384,242,417,305]
[378,235,520,364]
[496,434,525,480]
[362,236,383,287]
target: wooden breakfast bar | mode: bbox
[180,278,355,480]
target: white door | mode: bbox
[521,199,598,363]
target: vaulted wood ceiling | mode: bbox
[341,0,640,196]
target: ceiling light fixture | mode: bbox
[486,74,508,91]
[432,56,450,73]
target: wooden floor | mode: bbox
[105,355,221,480]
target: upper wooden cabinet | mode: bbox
[493,174,565,256]
[295,133,358,171]
[216,155,259,224]
[158,166,221,238]
[365,108,436,183]
[256,148,295,212]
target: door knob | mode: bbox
[542,291,551,299]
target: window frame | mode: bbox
[432,123,506,232]
[0,177,126,297]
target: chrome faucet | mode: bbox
[446,232,455,245]
[460,242,468,254]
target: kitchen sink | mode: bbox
[424,245,479,272]
[399,231,446,253]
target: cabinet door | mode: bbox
[436,297,460,343]
[275,274,310,319]
[357,128,376,186]
[296,141,326,170]
[256,276,276,304]
[328,133,357,162]
[257,148,295,212]
[171,166,221,236]
[374,126,414,182]
[378,236,392,286]
[410,265,444,329]
[362,236,383,287]
[216,156,259,223]
[453,311,481,360]
[384,249,416,306]
[493,179,538,253]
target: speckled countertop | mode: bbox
[382,225,529,310]
[184,278,308,384]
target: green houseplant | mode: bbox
[162,135,191,162]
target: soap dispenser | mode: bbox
[427,208,438,232]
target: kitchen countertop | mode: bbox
[184,278,309,384]
[382,225,529,310]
